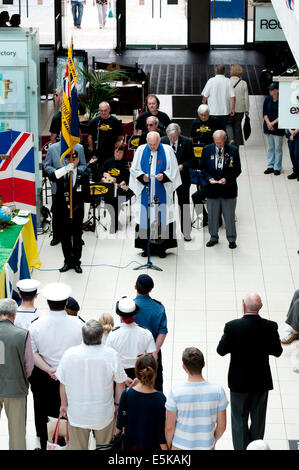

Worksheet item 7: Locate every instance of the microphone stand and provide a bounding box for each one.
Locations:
[134,154,162,272]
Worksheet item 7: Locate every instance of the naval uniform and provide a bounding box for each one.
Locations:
[134,295,168,392]
[28,310,83,450]
[105,322,156,379]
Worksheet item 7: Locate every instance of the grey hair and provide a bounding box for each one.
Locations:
[243,293,263,312]
[147,131,161,143]
[82,319,103,345]
[197,104,209,116]
[166,123,181,135]
[0,298,18,317]
[99,101,111,109]
[213,130,227,139]
[146,116,159,125]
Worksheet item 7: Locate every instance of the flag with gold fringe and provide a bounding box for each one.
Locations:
[60,39,80,163]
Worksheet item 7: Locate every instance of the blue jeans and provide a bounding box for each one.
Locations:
[71,1,84,26]
[265,134,283,171]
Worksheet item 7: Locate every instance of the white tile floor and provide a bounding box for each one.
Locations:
[1,94,299,451]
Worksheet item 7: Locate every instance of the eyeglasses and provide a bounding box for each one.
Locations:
[147,123,154,127]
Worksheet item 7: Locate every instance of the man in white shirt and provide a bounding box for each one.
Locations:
[106,297,157,379]
[28,282,83,450]
[201,64,236,129]
[15,279,42,330]
[57,319,126,450]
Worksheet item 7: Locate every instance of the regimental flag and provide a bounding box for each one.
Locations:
[0,130,37,234]
[60,39,80,163]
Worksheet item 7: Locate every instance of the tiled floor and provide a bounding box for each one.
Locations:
[1,94,299,451]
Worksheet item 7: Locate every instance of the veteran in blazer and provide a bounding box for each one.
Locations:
[217,293,282,450]
[43,141,86,246]
[52,151,90,273]
[200,129,241,248]
[161,123,195,241]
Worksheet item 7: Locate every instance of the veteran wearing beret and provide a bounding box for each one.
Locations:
[28,282,83,450]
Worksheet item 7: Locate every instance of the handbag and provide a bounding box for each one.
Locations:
[96,387,129,451]
[243,115,251,141]
[46,417,69,450]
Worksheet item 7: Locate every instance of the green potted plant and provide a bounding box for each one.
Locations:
[79,68,128,122]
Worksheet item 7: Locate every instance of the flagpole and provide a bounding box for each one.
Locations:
[69,37,74,220]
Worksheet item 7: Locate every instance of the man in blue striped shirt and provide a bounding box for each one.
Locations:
[165,347,228,450]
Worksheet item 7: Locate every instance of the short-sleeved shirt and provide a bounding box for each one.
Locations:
[15,308,43,330]
[166,381,228,450]
[134,295,168,341]
[88,115,123,161]
[201,75,235,116]
[136,111,171,133]
[49,111,61,137]
[263,96,285,136]
[105,322,156,369]
[99,157,130,185]
[117,387,166,450]
[28,310,83,368]
[56,343,127,429]
[190,117,225,145]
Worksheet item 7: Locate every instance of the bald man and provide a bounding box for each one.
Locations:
[217,293,282,450]
[87,101,123,178]
[200,129,241,249]
[129,131,181,258]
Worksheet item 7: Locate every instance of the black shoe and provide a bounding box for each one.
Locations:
[202,219,208,227]
[74,264,82,274]
[219,217,223,228]
[229,242,237,249]
[141,251,147,257]
[158,251,167,258]
[184,235,192,242]
[50,238,61,246]
[206,240,218,247]
[264,168,274,174]
[274,170,281,175]
[59,263,73,273]
[288,173,297,180]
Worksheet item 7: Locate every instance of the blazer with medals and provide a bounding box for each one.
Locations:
[55,169,90,220]
[161,135,194,186]
[217,315,282,393]
[200,143,241,199]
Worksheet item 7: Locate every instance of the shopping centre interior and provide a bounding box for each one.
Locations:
[0,0,299,452]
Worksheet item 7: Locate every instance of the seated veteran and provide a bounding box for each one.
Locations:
[136,93,171,135]
[99,141,131,233]
[190,104,225,145]
[138,116,166,146]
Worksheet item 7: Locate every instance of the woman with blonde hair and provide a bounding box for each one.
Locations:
[98,313,115,344]
[226,64,249,147]
[115,354,167,450]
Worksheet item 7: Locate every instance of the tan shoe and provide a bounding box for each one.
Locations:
[281,332,299,345]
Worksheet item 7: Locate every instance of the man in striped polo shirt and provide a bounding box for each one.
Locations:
[165,347,228,450]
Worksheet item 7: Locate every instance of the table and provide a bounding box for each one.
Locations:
[0,216,42,299]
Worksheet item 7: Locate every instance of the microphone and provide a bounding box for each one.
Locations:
[149,154,153,166]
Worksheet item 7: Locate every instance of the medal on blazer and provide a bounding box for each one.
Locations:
[229,157,234,168]
[217,148,224,169]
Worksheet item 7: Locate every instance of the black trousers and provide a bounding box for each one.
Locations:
[176,184,192,237]
[30,367,61,450]
[191,187,208,222]
[51,194,62,240]
[230,390,268,450]
[61,214,83,265]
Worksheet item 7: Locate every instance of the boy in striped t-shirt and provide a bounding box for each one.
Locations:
[165,347,228,450]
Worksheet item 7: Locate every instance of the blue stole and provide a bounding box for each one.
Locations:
[140,144,167,230]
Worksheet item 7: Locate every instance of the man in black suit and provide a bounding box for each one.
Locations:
[200,129,241,249]
[217,292,282,450]
[161,123,194,241]
[53,151,90,273]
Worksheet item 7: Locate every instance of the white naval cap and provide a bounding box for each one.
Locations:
[16,278,40,292]
[116,296,140,317]
[42,282,72,301]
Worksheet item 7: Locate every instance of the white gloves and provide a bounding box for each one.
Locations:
[54,163,74,179]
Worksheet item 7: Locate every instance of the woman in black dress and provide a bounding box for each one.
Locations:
[116,354,168,450]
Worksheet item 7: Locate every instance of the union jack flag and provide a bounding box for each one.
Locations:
[286,0,294,10]
[0,130,37,234]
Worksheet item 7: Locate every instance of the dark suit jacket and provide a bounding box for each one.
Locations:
[161,135,194,185]
[200,142,241,198]
[55,169,90,221]
[217,315,283,393]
